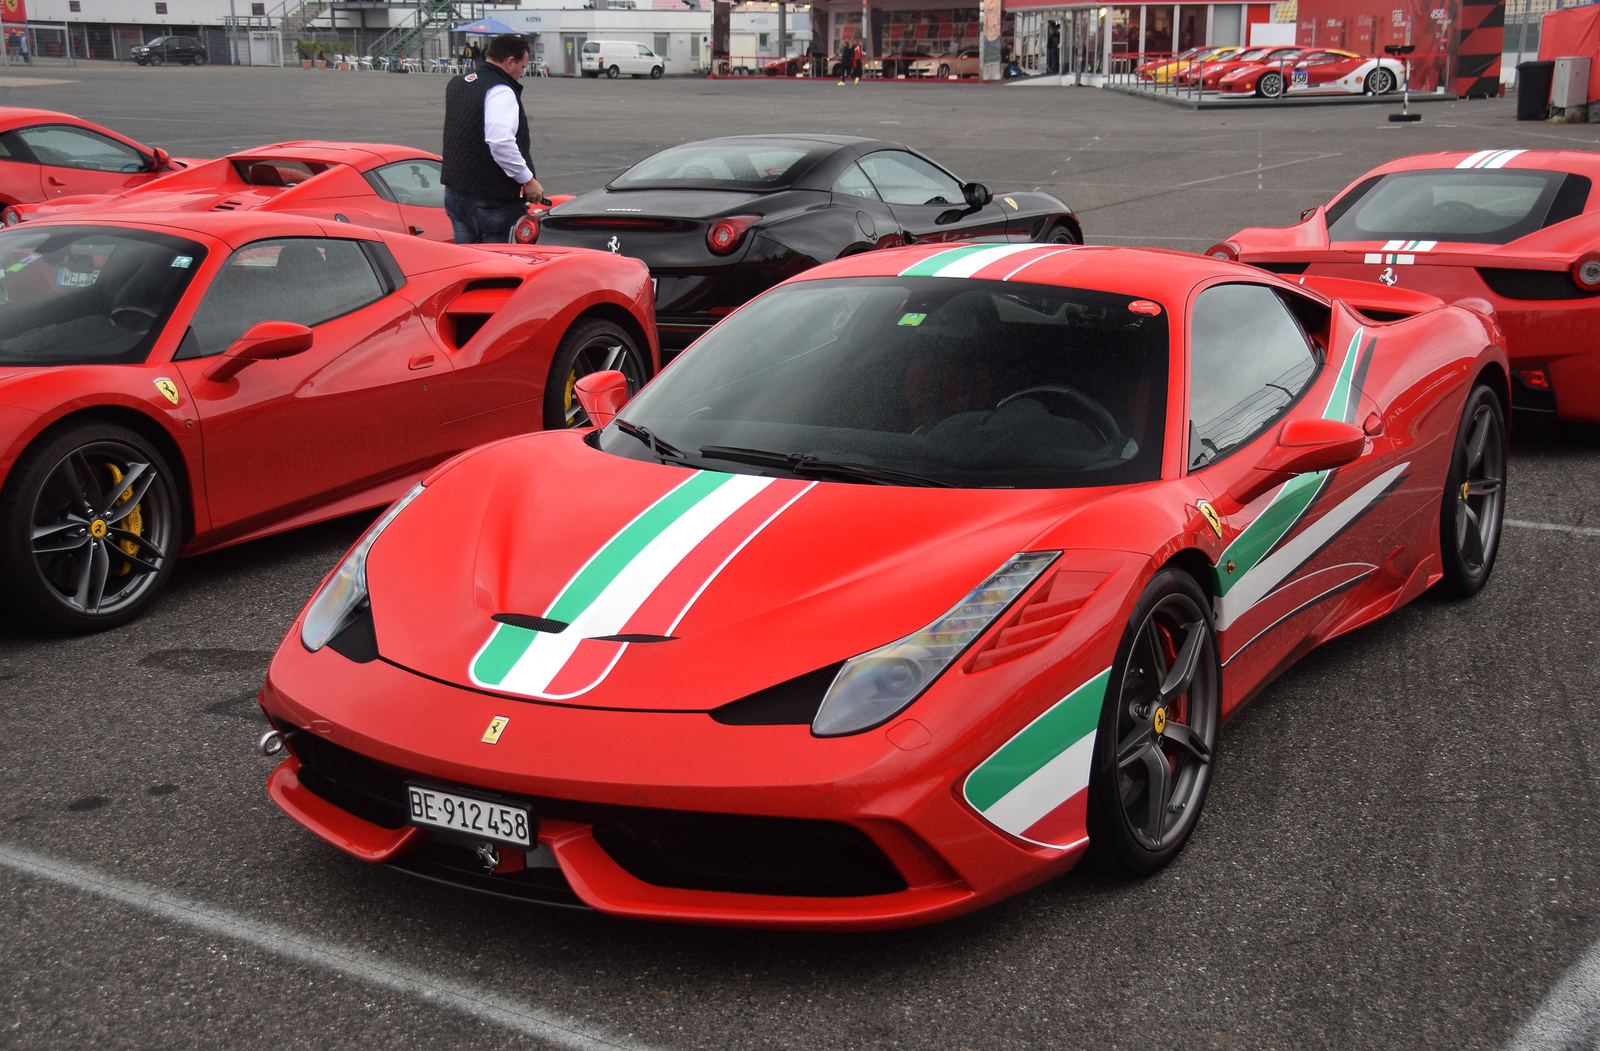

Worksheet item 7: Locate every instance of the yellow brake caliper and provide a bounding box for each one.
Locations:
[101,463,142,575]
[564,369,578,422]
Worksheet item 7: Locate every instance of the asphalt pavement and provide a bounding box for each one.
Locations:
[3,63,1600,1050]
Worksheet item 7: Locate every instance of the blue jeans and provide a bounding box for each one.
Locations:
[444,189,527,244]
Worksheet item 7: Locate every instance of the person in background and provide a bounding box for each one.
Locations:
[441,33,543,244]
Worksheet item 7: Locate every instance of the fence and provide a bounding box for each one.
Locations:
[2,24,76,67]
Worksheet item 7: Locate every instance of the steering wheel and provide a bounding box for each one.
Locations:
[1433,199,1486,225]
[110,304,160,330]
[996,385,1122,443]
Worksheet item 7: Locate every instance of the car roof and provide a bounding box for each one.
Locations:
[0,107,105,131]
[676,133,885,149]
[18,209,349,247]
[1365,149,1600,177]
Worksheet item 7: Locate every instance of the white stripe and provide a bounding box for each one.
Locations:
[933,243,1041,278]
[1382,239,1406,251]
[1484,148,1526,168]
[1364,253,1383,264]
[500,474,774,698]
[1457,149,1497,169]
[981,733,1096,843]
[1507,518,1600,538]
[1413,240,1438,251]
[1507,931,1600,1050]
[1397,254,1415,265]
[664,481,815,635]
[1216,462,1408,630]
[0,842,652,1051]
[1001,247,1077,281]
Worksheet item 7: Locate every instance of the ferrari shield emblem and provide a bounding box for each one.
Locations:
[481,715,509,744]
[153,378,180,405]
[1196,500,1223,538]
[1003,196,1018,209]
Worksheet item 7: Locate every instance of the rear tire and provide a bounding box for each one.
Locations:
[606,64,619,79]
[542,318,650,430]
[1257,70,1283,98]
[1085,569,1220,876]
[1435,383,1506,598]
[1365,68,1395,94]
[193,52,207,66]
[1038,220,1081,245]
[0,422,182,633]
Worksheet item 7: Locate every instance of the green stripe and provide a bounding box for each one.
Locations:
[964,670,1110,812]
[900,244,992,277]
[470,470,730,685]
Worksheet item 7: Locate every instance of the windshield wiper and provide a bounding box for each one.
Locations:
[698,445,951,488]
[614,419,694,465]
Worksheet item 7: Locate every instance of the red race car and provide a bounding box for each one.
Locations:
[258,241,1507,929]
[0,106,193,209]
[1176,45,1302,90]
[5,141,477,243]
[1215,48,1311,97]
[0,211,656,632]
[1214,148,1600,422]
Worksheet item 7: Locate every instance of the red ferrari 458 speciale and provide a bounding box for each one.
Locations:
[258,242,1507,930]
[5,141,470,243]
[0,212,656,632]
[1214,148,1600,422]
[0,106,194,209]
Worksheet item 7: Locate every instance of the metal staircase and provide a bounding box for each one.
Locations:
[367,2,475,60]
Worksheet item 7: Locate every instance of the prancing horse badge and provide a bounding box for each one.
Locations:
[1196,500,1223,538]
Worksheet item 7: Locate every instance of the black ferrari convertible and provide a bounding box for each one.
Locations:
[528,134,1081,351]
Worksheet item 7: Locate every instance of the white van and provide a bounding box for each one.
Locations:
[580,40,665,79]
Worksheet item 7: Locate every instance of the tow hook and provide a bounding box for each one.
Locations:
[257,730,285,757]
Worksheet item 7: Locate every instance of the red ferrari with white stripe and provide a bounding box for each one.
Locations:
[1213,148,1600,422]
[1282,49,1405,95]
[259,240,1506,929]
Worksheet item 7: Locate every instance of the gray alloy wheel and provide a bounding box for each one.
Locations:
[1365,67,1395,94]
[1436,383,1506,598]
[650,65,663,79]
[606,64,620,79]
[542,318,650,430]
[1086,569,1220,875]
[0,422,180,632]
[150,51,165,66]
[1257,70,1284,98]
[937,63,950,78]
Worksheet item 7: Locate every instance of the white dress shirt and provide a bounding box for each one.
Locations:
[483,84,533,186]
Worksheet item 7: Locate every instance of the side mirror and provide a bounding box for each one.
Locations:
[963,182,992,208]
[150,147,172,171]
[203,321,314,382]
[1227,417,1366,506]
[574,369,630,427]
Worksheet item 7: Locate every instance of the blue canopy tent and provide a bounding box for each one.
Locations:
[453,17,521,35]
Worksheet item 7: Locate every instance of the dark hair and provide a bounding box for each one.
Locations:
[485,33,528,62]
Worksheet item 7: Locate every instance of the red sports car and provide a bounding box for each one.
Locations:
[0,211,656,632]
[1175,45,1302,90]
[1215,48,1309,97]
[0,106,193,209]
[5,141,467,243]
[1214,148,1600,422]
[257,241,1507,929]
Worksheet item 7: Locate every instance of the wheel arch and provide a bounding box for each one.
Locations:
[1159,546,1217,606]
[1474,359,1511,421]
[17,406,198,543]
[568,302,656,381]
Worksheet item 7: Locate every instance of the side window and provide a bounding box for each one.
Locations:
[179,238,386,360]
[371,159,445,208]
[15,125,145,173]
[1188,283,1318,469]
[637,44,652,57]
[831,162,882,201]
[855,151,964,207]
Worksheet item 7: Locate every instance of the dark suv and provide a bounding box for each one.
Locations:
[131,36,208,66]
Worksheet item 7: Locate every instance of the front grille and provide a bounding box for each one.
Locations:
[283,729,907,898]
[389,842,584,908]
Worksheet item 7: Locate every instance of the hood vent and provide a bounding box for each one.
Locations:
[211,199,245,211]
[964,569,1106,674]
[492,612,568,633]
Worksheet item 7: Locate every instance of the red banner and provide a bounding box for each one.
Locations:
[1,0,27,25]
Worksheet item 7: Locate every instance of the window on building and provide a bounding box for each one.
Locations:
[654,33,669,58]
[759,32,769,47]
[252,2,265,13]
[154,2,168,12]
[68,1,81,11]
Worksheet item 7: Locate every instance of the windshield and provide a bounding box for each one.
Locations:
[597,276,1169,489]
[610,139,833,192]
[1327,169,1591,244]
[0,226,205,367]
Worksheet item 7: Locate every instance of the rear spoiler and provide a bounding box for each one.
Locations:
[1294,274,1446,321]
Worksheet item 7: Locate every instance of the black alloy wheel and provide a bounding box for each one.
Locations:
[1257,70,1283,97]
[0,422,180,632]
[1039,221,1082,245]
[542,318,649,430]
[1086,569,1220,875]
[1436,383,1506,598]
[150,51,165,66]
[606,64,620,79]
[193,52,207,66]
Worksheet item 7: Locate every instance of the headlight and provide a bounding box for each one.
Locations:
[300,482,425,651]
[811,551,1060,737]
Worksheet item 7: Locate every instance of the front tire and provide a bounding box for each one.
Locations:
[542,318,650,430]
[0,422,181,633]
[150,52,165,66]
[650,65,663,79]
[1257,70,1283,98]
[1435,383,1506,598]
[1085,569,1220,875]
[606,64,620,79]
[937,63,950,79]
[1365,68,1395,94]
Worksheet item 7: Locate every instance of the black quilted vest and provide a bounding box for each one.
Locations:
[441,62,533,203]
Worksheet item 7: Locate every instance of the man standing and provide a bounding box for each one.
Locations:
[441,33,542,244]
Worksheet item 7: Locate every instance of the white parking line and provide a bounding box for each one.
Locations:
[1507,935,1600,1050]
[0,843,657,1051]
[1507,519,1600,538]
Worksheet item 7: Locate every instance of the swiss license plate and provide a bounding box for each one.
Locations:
[405,783,533,847]
[1291,69,1308,86]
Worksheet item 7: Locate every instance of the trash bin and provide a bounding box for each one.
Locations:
[1518,60,1555,121]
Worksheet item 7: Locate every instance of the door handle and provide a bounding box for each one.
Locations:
[410,226,425,236]
[47,177,65,186]
[408,354,435,370]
